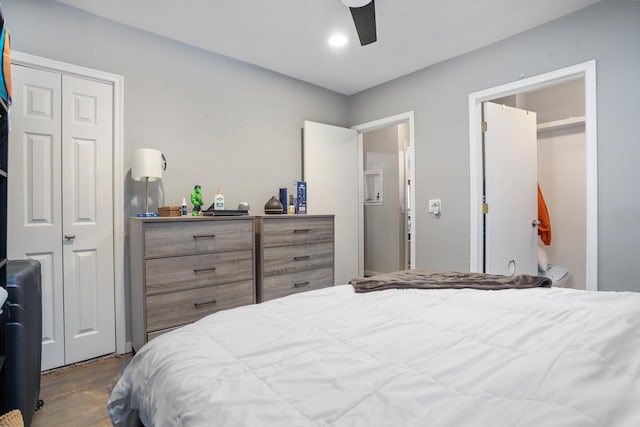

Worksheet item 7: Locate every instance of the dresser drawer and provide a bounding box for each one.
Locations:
[145,250,254,295]
[146,279,255,332]
[261,267,333,302]
[144,219,253,258]
[261,217,333,247]
[262,241,333,276]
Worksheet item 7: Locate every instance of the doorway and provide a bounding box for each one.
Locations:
[302,112,415,282]
[361,123,411,275]
[468,61,597,290]
[353,112,416,276]
[490,78,587,288]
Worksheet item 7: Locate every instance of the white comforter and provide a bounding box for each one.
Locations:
[108,285,640,427]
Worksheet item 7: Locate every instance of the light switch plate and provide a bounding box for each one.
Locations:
[428,199,441,215]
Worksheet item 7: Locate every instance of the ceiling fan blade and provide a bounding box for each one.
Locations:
[349,0,376,46]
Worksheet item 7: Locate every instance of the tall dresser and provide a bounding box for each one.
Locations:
[256,215,335,302]
[129,216,255,351]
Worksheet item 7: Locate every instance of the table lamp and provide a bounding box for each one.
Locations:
[132,148,165,217]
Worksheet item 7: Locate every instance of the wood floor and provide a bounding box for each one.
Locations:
[30,353,132,427]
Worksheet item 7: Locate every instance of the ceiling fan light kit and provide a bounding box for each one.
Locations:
[342,0,377,46]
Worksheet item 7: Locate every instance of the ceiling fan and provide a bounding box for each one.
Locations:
[341,0,377,46]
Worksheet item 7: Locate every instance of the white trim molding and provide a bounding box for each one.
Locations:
[468,61,598,291]
[12,51,129,352]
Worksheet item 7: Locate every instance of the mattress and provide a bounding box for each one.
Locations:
[108,285,640,427]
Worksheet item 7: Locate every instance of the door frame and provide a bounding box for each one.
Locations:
[468,60,598,291]
[352,111,416,276]
[12,51,128,353]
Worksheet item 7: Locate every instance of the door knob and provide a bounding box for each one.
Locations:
[64,234,76,240]
[531,219,541,227]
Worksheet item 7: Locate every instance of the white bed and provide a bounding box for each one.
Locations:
[108,284,640,426]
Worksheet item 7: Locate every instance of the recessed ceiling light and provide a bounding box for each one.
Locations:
[328,34,348,48]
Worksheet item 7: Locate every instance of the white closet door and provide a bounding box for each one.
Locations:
[61,75,115,364]
[8,65,65,370]
[9,66,115,370]
[483,102,538,275]
[303,120,359,285]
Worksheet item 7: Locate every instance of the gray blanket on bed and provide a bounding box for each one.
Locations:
[350,270,551,293]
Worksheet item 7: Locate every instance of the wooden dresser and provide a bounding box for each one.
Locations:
[256,215,334,302]
[129,216,255,351]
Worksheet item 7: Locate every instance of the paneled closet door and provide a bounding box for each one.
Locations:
[8,65,65,370]
[8,65,115,370]
[61,75,115,365]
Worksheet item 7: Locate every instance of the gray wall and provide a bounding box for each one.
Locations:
[347,1,640,292]
[3,0,348,215]
[3,0,348,344]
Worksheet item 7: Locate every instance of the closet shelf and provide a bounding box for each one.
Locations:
[537,116,585,132]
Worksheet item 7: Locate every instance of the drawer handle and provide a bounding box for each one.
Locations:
[294,281,310,288]
[194,267,217,274]
[193,234,216,239]
[294,255,310,261]
[293,229,310,233]
[194,299,217,309]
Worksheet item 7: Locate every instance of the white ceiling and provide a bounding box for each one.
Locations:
[56,0,603,95]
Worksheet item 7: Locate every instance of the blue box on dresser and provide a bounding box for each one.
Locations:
[296,181,307,214]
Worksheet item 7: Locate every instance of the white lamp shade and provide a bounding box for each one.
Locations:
[132,148,163,181]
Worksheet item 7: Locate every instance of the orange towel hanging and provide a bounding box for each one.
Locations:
[538,183,552,245]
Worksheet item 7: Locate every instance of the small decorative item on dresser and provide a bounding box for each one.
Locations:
[158,206,181,217]
[181,198,188,216]
[214,189,225,210]
[190,185,203,216]
[264,196,284,214]
[279,188,288,214]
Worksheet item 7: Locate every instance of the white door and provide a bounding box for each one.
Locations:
[8,65,115,370]
[61,75,115,364]
[483,102,538,275]
[8,66,65,369]
[303,120,359,285]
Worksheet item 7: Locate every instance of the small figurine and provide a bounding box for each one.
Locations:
[190,185,203,216]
